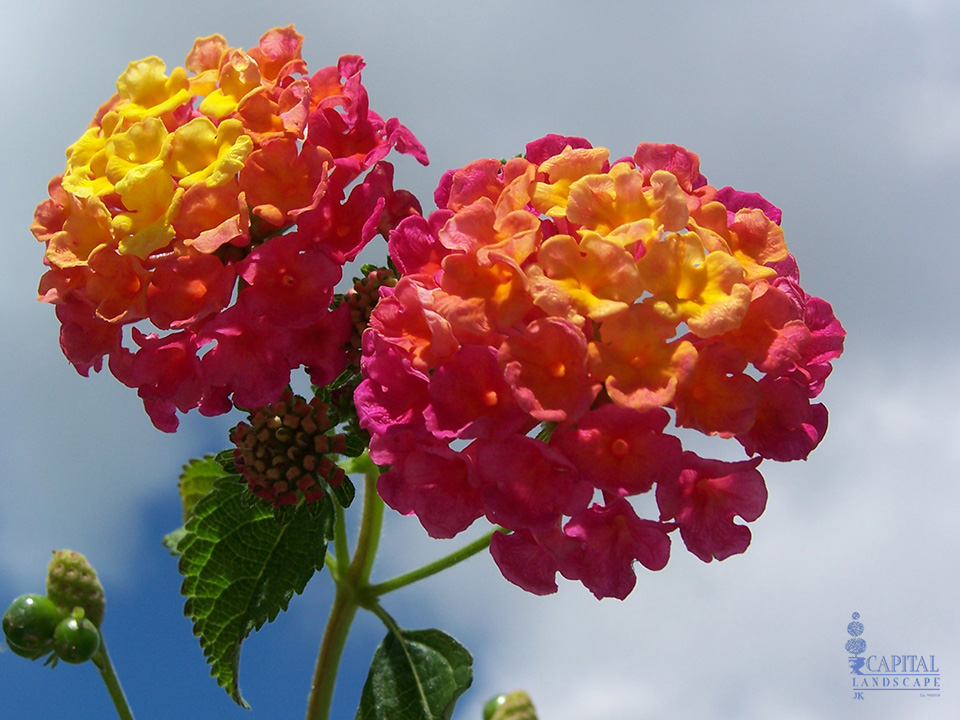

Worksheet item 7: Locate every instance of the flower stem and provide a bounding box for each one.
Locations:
[367,527,504,598]
[366,599,403,640]
[305,464,383,720]
[350,474,384,589]
[305,584,360,720]
[332,496,350,577]
[93,640,135,720]
[305,455,502,720]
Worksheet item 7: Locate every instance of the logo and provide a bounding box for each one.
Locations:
[846,612,940,699]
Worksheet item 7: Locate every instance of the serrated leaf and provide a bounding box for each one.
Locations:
[178,477,331,707]
[343,431,369,457]
[162,526,188,555]
[356,628,473,720]
[328,475,356,508]
[179,455,231,523]
[213,449,238,474]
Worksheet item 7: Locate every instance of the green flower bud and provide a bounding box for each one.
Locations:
[483,690,538,720]
[46,550,105,628]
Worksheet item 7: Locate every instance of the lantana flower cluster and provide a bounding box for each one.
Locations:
[356,135,845,599]
[32,26,427,431]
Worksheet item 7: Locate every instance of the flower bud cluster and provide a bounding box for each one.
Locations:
[32,26,427,431]
[356,135,845,598]
[231,388,347,506]
[46,550,105,628]
[343,266,399,365]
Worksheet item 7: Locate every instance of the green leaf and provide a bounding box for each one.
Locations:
[179,455,231,522]
[356,628,473,720]
[178,476,332,708]
[163,456,233,556]
[162,526,188,555]
[212,449,238,474]
[533,423,557,443]
[343,431,369,458]
[327,475,356,509]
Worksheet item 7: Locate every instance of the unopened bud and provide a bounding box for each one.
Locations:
[483,690,538,720]
[46,550,105,628]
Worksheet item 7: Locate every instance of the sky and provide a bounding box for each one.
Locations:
[2,0,959,718]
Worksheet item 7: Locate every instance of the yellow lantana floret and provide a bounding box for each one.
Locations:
[527,232,643,324]
[531,146,609,218]
[62,125,116,198]
[162,118,253,188]
[104,117,168,186]
[637,230,751,337]
[116,57,191,121]
[198,50,263,119]
[113,161,181,257]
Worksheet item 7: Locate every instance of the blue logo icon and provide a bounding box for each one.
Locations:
[847,612,867,675]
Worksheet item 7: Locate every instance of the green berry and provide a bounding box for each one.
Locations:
[2,594,62,657]
[46,550,105,627]
[53,615,100,664]
[5,638,51,659]
[484,695,507,720]
[483,691,538,720]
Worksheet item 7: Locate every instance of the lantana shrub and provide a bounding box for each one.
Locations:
[18,25,844,720]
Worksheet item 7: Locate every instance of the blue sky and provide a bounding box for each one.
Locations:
[2,1,960,718]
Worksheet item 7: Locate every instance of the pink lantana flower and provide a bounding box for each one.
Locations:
[657,453,767,563]
[356,134,844,598]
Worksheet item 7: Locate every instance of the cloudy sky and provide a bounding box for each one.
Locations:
[2,1,959,718]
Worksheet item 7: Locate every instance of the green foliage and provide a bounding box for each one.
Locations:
[213,449,238,474]
[328,475,356,509]
[534,423,557,443]
[356,628,473,720]
[162,527,188,555]
[177,476,333,708]
[178,455,230,522]
[164,456,234,554]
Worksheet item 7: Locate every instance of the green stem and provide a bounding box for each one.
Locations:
[366,600,404,641]
[305,585,360,720]
[367,528,504,598]
[349,474,384,589]
[93,641,135,720]
[323,551,340,582]
[333,497,350,577]
[305,466,383,720]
